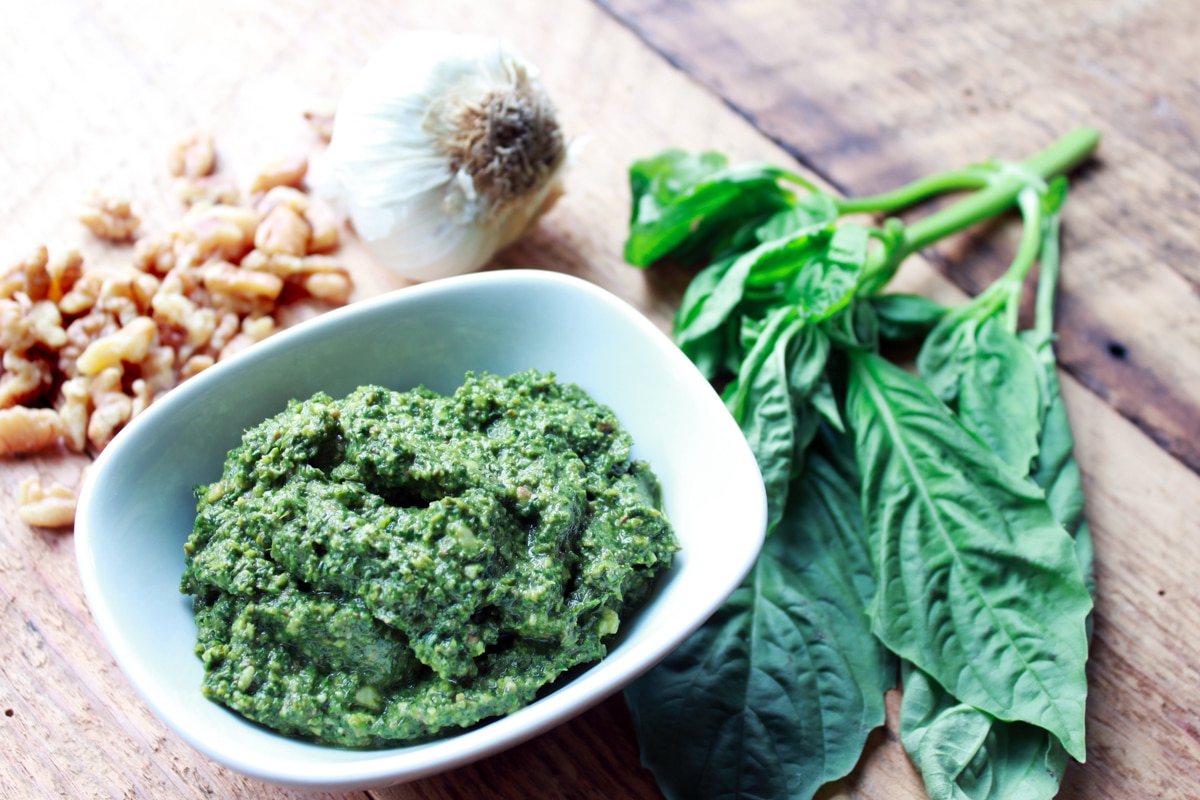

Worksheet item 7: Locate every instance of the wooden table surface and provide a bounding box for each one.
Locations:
[2,1,1198,798]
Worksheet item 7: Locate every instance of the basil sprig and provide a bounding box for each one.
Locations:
[622,128,1100,800]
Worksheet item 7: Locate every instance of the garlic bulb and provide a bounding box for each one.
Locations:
[314,31,568,281]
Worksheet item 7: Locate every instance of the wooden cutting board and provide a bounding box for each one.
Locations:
[2,1,1198,798]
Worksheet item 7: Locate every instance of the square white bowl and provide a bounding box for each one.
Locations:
[74,269,766,791]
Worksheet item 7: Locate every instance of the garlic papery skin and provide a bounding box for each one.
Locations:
[314,31,568,282]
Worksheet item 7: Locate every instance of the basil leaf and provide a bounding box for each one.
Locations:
[897,337,1090,799]
[916,287,1042,476]
[1022,331,1096,604]
[754,191,840,244]
[809,374,845,434]
[900,328,1094,798]
[625,152,797,267]
[900,664,1067,800]
[1023,336,1086,538]
[674,254,741,379]
[723,307,830,531]
[953,317,1043,475]
[625,427,894,800]
[738,313,766,354]
[786,224,869,320]
[846,351,1091,761]
[823,297,880,352]
[871,293,948,342]
[898,353,1094,798]
[915,292,1001,405]
[630,150,728,208]
[744,231,828,291]
[675,232,829,379]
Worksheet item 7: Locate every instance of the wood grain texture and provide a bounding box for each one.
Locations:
[1,0,1199,799]
[599,0,1200,476]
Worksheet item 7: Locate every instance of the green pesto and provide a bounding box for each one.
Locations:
[180,369,678,748]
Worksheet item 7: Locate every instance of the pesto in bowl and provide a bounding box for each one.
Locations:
[75,269,765,791]
[181,370,678,747]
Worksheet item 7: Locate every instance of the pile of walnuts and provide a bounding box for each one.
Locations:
[1,131,352,527]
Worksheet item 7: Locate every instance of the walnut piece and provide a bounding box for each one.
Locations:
[0,246,51,300]
[180,354,214,380]
[176,175,240,207]
[249,154,308,194]
[256,186,310,216]
[0,407,62,455]
[75,316,157,376]
[58,272,103,316]
[218,315,275,361]
[304,201,341,254]
[302,271,353,304]
[57,377,90,453]
[255,205,311,257]
[17,475,78,528]
[85,367,132,450]
[1,295,67,353]
[78,195,141,242]
[167,132,216,180]
[176,203,258,263]
[46,249,84,302]
[0,351,53,409]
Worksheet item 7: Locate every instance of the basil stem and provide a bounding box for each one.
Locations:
[857,126,1099,292]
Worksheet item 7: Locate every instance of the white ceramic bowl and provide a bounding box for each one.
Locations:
[75,269,766,791]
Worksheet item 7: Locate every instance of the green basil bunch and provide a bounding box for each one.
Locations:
[623,129,1099,800]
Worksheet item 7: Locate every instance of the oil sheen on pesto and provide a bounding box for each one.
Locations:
[180,369,678,748]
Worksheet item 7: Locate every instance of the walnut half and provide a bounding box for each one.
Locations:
[17,474,78,529]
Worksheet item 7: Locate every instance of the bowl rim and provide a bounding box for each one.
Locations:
[74,268,767,790]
